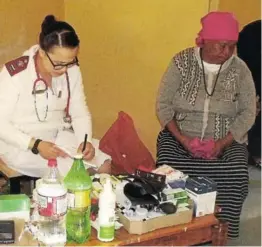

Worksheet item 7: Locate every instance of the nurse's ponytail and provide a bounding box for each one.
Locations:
[41,15,56,36]
[39,14,80,52]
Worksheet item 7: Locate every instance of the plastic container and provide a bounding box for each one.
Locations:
[36,159,67,246]
[97,178,116,242]
[0,194,30,221]
[64,154,92,244]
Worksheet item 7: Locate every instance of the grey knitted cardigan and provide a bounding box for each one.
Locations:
[156,47,256,143]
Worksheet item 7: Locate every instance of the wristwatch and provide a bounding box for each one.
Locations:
[31,139,42,155]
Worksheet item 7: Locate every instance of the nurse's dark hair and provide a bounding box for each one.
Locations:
[39,15,79,52]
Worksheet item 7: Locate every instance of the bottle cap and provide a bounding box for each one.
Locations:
[74,154,83,159]
[48,159,57,167]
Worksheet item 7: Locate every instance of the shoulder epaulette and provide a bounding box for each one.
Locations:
[5,56,29,76]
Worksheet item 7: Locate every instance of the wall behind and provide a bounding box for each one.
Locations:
[65,0,209,156]
[218,0,261,28]
[0,0,259,158]
[0,0,64,66]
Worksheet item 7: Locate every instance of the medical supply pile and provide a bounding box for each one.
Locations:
[0,163,218,245]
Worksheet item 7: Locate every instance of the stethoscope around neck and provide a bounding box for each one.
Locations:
[32,52,72,125]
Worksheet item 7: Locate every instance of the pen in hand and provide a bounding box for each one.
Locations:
[82,134,88,153]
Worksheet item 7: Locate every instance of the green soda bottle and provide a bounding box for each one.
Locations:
[64,154,92,244]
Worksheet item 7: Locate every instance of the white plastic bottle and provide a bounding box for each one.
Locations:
[36,159,67,246]
[97,178,116,242]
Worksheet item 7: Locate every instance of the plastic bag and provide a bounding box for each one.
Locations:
[99,112,155,174]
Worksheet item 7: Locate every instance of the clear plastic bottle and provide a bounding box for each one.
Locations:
[64,154,92,244]
[36,159,67,246]
[98,178,116,242]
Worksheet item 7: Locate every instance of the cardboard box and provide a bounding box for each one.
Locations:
[118,205,193,235]
[186,190,216,217]
[185,177,217,217]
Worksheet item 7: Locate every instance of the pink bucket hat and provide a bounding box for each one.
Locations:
[196,11,239,47]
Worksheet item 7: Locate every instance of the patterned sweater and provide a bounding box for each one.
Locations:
[156,47,256,143]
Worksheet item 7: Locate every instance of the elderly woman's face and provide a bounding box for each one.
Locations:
[202,40,237,64]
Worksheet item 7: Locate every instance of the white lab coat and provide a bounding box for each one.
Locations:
[0,45,110,177]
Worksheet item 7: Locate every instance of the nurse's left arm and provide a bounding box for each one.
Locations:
[69,67,95,160]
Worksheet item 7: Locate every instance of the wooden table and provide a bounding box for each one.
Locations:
[7,214,227,246]
[67,214,228,246]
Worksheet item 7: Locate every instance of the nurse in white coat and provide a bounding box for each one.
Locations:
[0,15,109,177]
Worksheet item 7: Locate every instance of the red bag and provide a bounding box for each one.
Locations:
[99,111,155,174]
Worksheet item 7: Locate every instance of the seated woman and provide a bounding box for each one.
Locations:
[156,12,256,239]
[0,15,111,178]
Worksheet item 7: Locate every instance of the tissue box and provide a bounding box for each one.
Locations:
[0,194,30,221]
[185,177,217,217]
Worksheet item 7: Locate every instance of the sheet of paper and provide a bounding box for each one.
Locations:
[55,130,111,169]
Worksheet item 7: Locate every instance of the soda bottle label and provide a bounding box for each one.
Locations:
[38,193,67,217]
[67,190,91,208]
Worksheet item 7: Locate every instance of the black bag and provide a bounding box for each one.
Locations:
[123,169,166,207]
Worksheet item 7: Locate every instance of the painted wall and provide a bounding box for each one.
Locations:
[65,0,209,156]
[0,0,64,66]
[218,0,261,28]
[0,0,259,157]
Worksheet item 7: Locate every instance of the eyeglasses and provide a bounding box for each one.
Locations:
[45,52,79,70]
